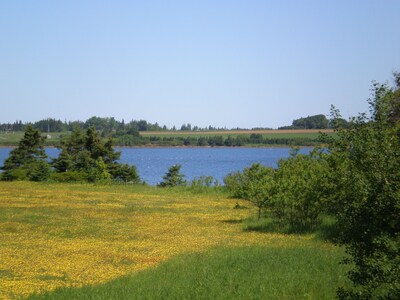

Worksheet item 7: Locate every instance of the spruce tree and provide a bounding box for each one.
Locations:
[1,125,48,181]
[158,164,186,187]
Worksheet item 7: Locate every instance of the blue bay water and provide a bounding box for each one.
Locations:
[0,147,310,185]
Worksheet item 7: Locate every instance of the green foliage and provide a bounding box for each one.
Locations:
[327,75,400,299]
[272,149,329,231]
[28,160,51,182]
[189,176,221,193]
[51,126,135,183]
[234,164,275,219]
[279,114,329,129]
[225,152,328,231]
[107,163,140,183]
[1,125,141,184]
[158,164,186,187]
[87,157,112,183]
[190,176,216,187]
[1,125,49,181]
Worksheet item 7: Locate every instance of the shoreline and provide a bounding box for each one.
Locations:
[0,144,318,149]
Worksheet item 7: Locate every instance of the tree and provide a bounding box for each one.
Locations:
[158,164,186,187]
[1,125,49,181]
[107,163,140,183]
[241,164,275,219]
[279,114,329,129]
[328,74,400,299]
[273,149,329,230]
[52,126,138,183]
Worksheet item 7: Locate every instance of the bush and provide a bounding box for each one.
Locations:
[50,171,87,183]
[224,163,275,219]
[28,161,51,182]
[7,167,29,181]
[108,163,141,183]
[272,149,329,231]
[224,151,329,231]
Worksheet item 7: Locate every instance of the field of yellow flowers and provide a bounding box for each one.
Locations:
[0,181,321,299]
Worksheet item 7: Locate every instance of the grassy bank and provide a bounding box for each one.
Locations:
[0,182,348,299]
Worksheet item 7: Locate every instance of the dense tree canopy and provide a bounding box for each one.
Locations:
[52,127,139,183]
[279,114,330,129]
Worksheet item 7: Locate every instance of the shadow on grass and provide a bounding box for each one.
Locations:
[221,219,243,224]
[242,215,341,240]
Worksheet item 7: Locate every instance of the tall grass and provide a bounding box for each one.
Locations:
[28,245,349,300]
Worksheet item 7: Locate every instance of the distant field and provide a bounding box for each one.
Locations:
[0,129,335,147]
[0,132,68,146]
[140,129,334,139]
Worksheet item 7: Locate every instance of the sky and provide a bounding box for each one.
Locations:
[1,1,399,129]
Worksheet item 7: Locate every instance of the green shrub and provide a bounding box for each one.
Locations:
[50,171,87,183]
[28,161,51,182]
[108,163,140,183]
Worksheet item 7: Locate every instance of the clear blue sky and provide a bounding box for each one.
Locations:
[1,0,399,129]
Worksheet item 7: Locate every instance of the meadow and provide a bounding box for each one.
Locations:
[0,182,349,299]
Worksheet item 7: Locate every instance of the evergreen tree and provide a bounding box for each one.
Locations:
[158,164,186,187]
[52,126,138,183]
[1,125,48,181]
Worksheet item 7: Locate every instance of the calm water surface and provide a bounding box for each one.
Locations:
[0,147,310,185]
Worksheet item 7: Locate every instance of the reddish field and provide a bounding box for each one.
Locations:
[140,129,334,136]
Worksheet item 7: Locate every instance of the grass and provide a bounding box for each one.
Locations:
[27,246,349,300]
[0,182,348,299]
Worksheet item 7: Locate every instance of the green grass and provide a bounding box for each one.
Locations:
[27,245,349,300]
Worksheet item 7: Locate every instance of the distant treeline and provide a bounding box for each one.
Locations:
[278,114,349,129]
[0,117,266,134]
[1,114,345,134]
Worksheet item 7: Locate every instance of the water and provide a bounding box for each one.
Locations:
[0,147,310,185]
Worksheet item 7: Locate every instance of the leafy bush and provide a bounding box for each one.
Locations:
[5,167,29,181]
[224,151,329,231]
[272,149,329,231]
[225,164,275,219]
[328,76,400,299]
[223,171,246,198]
